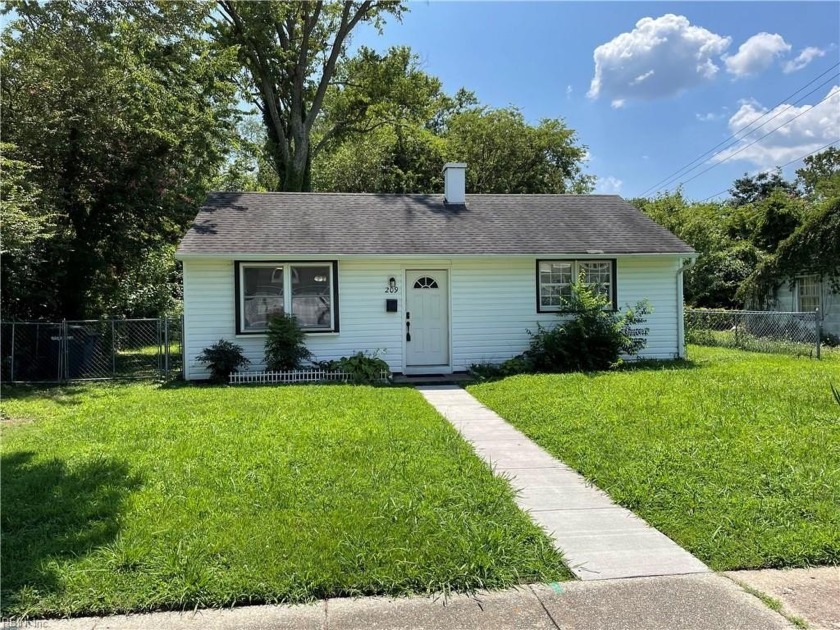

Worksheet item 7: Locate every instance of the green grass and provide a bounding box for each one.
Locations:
[0,383,567,619]
[468,346,840,571]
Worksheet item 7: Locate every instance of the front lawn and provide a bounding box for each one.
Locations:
[1,383,567,618]
[468,346,840,571]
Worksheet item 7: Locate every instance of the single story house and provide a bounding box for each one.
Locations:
[767,276,839,336]
[175,163,696,380]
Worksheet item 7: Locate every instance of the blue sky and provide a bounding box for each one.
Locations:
[353,2,840,200]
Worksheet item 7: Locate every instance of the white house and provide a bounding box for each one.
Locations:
[766,276,840,337]
[175,163,696,380]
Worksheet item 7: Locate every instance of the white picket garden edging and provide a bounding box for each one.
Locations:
[228,369,390,385]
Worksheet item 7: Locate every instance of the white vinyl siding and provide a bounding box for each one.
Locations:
[450,256,680,368]
[181,255,684,379]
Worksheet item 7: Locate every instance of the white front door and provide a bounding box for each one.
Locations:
[405,270,449,367]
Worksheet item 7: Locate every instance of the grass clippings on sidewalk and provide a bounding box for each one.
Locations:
[468,345,840,571]
[1,383,568,619]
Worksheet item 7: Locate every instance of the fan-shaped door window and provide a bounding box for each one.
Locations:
[413,276,439,289]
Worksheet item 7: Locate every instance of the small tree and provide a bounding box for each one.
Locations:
[527,278,651,372]
[196,340,250,383]
[264,314,313,371]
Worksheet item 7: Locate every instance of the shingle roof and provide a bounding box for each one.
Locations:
[176,192,694,256]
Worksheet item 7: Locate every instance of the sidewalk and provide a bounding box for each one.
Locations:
[15,574,793,630]
[416,385,708,581]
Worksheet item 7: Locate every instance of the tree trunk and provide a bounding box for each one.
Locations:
[280,157,308,191]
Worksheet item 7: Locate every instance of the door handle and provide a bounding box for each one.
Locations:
[406,319,411,342]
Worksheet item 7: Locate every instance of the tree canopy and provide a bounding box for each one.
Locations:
[310,47,593,194]
[215,1,405,191]
[633,147,840,309]
[1,0,239,318]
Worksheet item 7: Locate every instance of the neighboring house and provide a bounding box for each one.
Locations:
[175,163,696,380]
[767,275,840,336]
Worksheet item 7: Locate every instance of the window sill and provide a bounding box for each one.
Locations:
[235,331,339,338]
[537,308,618,314]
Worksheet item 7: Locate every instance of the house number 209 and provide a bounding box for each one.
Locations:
[385,277,399,293]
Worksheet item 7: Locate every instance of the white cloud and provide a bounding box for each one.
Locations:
[696,111,725,122]
[782,46,828,73]
[723,32,791,77]
[596,176,623,194]
[588,14,731,104]
[566,84,573,98]
[712,85,840,166]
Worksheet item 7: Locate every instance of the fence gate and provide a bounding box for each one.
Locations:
[1,317,182,383]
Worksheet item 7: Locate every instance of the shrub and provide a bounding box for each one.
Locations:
[264,314,312,371]
[526,277,651,372]
[822,332,840,348]
[318,351,390,384]
[196,339,250,383]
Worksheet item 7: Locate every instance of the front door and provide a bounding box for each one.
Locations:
[405,270,449,367]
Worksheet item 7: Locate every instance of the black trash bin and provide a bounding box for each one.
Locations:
[66,326,102,378]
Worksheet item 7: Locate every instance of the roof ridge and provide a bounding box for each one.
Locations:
[207,191,622,198]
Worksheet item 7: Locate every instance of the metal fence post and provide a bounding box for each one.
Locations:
[815,308,821,360]
[62,319,69,382]
[164,316,170,376]
[10,322,16,382]
[112,320,116,377]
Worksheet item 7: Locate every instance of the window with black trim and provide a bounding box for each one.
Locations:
[537,259,616,312]
[236,262,339,333]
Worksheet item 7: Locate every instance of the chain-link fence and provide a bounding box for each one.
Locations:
[685,309,823,357]
[1,317,182,383]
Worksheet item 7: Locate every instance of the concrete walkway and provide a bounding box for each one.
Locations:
[417,385,709,581]
[19,574,793,630]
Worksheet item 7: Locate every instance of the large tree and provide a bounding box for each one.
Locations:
[1,0,239,318]
[729,168,798,207]
[739,197,840,305]
[215,1,404,191]
[446,107,593,194]
[796,146,840,200]
[310,47,592,194]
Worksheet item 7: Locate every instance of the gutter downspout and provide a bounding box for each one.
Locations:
[676,256,698,359]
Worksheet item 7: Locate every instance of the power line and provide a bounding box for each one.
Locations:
[652,72,839,196]
[697,140,839,203]
[638,62,840,197]
[673,89,839,190]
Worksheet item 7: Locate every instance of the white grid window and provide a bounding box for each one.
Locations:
[539,262,573,309]
[797,275,821,313]
[538,260,615,311]
[580,261,613,302]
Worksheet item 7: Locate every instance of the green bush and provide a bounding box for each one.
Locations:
[264,314,312,371]
[196,339,250,383]
[822,332,840,348]
[318,351,390,384]
[526,278,651,372]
